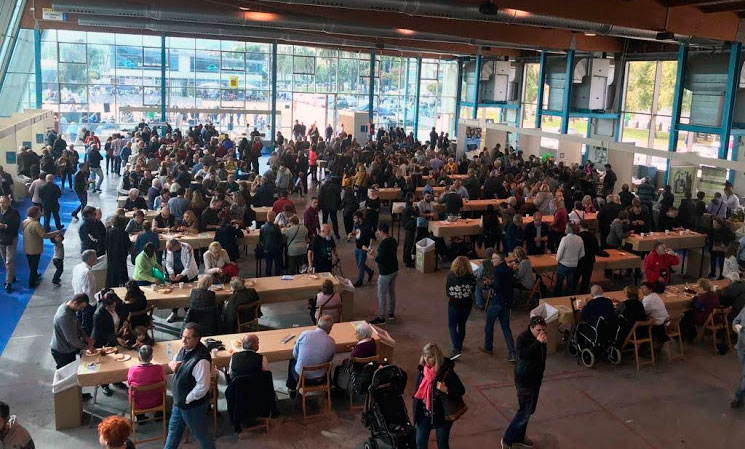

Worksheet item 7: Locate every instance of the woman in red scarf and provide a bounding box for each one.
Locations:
[412,343,466,449]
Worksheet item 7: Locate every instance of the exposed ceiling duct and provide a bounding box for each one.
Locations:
[52,0,560,52]
[251,0,723,47]
[76,15,459,56]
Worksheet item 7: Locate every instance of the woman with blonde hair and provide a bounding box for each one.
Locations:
[178,210,199,234]
[189,189,207,216]
[413,343,466,449]
[446,256,476,359]
[512,246,535,291]
[204,241,231,277]
[581,195,596,213]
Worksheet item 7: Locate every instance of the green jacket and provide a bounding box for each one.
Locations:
[133,251,163,284]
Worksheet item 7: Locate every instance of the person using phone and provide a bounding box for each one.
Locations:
[501,316,548,449]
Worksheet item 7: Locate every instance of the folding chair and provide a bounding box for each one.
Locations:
[348,355,379,410]
[297,363,332,425]
[621,319,655,372]
[701,306,733,353]
[236,301,262,332]
[664,315,685,361]
[129,381,167,445]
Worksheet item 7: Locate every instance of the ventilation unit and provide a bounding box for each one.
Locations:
[685,53,730,128]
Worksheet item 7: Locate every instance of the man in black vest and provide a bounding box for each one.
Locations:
[164,323,216,449]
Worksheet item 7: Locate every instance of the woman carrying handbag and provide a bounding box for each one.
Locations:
[412,343,467,449]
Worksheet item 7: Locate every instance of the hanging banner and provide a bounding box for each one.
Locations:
[668,165,696,206]
[464,126,482,151]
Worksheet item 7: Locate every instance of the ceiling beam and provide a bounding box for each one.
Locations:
[490,0,741,41]
[661,0,737,6]
[250,1,623,52]
[700,0,745,12]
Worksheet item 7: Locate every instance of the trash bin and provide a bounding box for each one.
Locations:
[530,303,560,354]
[52,359,82,429]
[415,238,436,273]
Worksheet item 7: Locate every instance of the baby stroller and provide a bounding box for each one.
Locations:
[564,298,622,368]
[360,364,415,449]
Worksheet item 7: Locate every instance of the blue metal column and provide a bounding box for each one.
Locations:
[729,136,740,184]
[368,49,376,125]
[535,51,547,128]
[614,56,627,142]
[471,54,482,119]
[665,44,688,184]
[720,42,742,160]
[583,119,592,164]
[270,42,278,146]
[403,58,410,131]
[454,57,463,136]
[560,50,575,134]
[413,57,422,137]
[160,33,166,122]
[34,29,42,109]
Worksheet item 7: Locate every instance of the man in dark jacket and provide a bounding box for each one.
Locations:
[164,323,215,449]
[602,164,617,196]
[597,194,622,248]
[71,163,90,219]
[39,173,63,232]
[524,212,549,255]
[318,179,342,239]
[481,253,516,361]
[502,316,547,449]
[439,185,463,216]
[576,220,599,294]
[636,177,656,214]
[0,196,20,292]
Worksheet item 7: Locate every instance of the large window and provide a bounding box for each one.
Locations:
[6,29,459,142]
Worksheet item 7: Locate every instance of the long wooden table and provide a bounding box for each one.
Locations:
[471,249,641,275]
[376,188,403,201]
[428,218,482,238]
[540,279,730,321]
[129,229,259,251]
[76,321,392,387]
[519,212,598,230]
[623,230,707,252]
[111,272,355,321]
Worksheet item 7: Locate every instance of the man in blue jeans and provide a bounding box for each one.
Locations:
[164,323,216,449]
[553,223,584,297]
[350,211,374,287]
[370,224,398,325]
[502,316,547,449]
[480,253,516,361]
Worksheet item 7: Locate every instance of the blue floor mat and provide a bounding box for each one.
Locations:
[0,181,79,355]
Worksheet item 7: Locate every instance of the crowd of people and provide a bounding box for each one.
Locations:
[1,117,745,449]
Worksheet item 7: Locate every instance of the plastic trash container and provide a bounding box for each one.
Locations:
[415,238,436,273]
[52,359,82,429]
[530,303,560,354]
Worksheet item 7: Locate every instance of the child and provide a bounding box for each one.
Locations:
[52,234,64,286]
[118,325,154,350]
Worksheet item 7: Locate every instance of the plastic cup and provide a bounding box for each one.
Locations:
[665,230,670,235]
[179,282,184,289]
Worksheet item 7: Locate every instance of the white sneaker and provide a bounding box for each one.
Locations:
[166,312,179,323]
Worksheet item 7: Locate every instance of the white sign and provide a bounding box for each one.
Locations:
[42,8,66,21]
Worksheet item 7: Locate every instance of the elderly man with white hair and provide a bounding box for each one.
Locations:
[124,188,147,211]
[72,249,100,334]
[580,285,617,329]
[164,238,199,322]
[147,178,162,209]
[286,315,336,397]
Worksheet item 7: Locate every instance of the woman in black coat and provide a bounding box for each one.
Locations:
[214,217,243,261]
[105,216,132,288]
[92,293,126,396]
[412,343,466,449]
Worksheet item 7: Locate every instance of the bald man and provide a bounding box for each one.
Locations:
[228,334,269,379]
[39,173,63,232]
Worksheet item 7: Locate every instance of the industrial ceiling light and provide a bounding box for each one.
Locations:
[584,32,596,37]
[239,6,250,11]
[396,28,416,36]
[479,1,499,16]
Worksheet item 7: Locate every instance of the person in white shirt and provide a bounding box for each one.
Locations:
[203,241,231,277]
[554,223,585,296]
[724,184,741,217]
[641,281,670,346]
[71,249,99,334]
[568,201,587,225]
[164,239,199,323]
[164,323,215,449]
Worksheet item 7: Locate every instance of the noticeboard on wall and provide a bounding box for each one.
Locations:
[36,133,44,144]
[6,151,17,164]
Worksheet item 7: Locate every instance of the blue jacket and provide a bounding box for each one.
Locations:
[492,262,514,306]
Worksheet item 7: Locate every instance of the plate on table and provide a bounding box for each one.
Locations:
[102,346,118,355]
[115,354,131,362]
[160,287,173,294]
[666,286,679,293]
[232,339,242,350]
[85,348,101,357]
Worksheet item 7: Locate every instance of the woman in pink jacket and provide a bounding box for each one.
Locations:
[127,345,166,423]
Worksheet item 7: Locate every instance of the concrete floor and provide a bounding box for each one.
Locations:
[1,170,744,448]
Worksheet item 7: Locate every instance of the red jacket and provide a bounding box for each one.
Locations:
[551,208,568,233]
[271,197,296,215]
[643,251,680,284]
